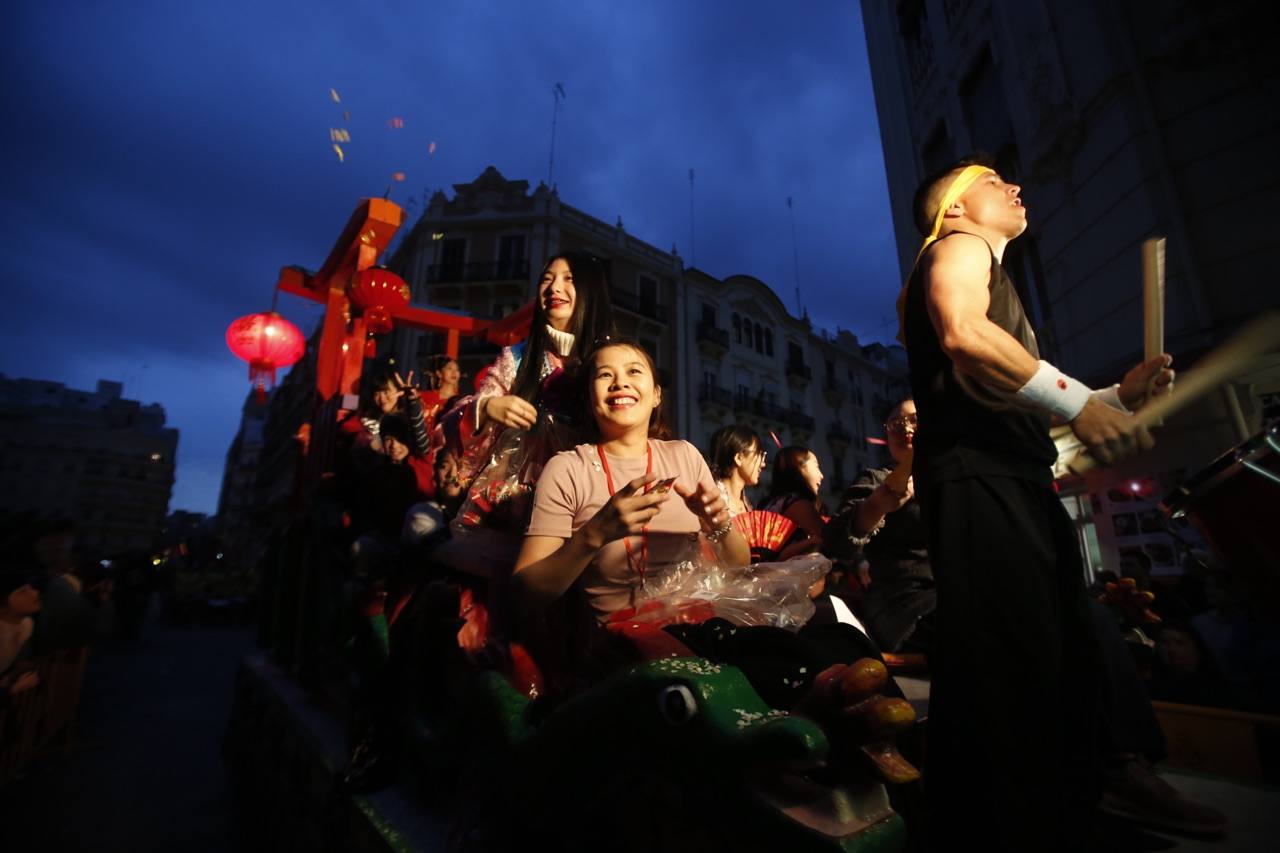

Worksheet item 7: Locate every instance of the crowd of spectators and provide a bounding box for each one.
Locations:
[316,251,1272,843]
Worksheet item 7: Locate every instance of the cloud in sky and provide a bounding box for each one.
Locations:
[0,0,900,513]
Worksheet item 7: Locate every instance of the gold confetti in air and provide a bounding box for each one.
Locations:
[329,128,350,143]
[332,144,345,163]
[342,109,350,123]
[392,171,406,182]
[427,141,437,155]
[431,232,445,240]
[387,116,404,129]
[330,88,341,103]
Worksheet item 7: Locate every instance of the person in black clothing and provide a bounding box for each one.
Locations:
[899,155,1177,852]
[830,397,1226,838]
[829,399,932,654]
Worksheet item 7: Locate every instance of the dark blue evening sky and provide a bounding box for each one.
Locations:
[0,0,900,514]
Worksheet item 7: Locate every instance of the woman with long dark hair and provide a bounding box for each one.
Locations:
[761,446,827,558]
[438,251,616,550]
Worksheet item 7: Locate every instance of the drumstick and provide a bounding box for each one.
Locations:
[1143,237,1166,365]
[1065,312,1280,474]
[1143,237,1166,422]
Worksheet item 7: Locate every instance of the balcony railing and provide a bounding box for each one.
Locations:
[695,322,730,351]
[732,394,790,424]
[426,260,530,284]
[611,289,668,323]
[786,359,812,383]
[698,382,734,408]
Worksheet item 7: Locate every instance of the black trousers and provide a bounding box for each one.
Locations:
[920,474,1102,853]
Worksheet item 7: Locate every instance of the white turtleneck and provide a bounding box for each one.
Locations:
[545,324,575,357]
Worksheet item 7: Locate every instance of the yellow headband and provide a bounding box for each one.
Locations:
[916,164,994,262]
[895,165,994,343]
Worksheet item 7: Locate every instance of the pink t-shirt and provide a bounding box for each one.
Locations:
[525,440,719,619]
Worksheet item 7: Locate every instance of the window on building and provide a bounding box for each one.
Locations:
[701,303,716,326]
[703,370,716,390]
[440,238,467,279]
[961,47,1013,160]
[498,234,525,278]
[639,275,658,314]
[788,341,803,365]
[737,384,750,406]
[754,323,764,354]
[764,328,774,356]
[733,313,742,343]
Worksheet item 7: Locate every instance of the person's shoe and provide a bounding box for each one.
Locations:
[1100,756,1227,838]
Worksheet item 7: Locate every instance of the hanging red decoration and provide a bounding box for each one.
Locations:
[226,311,306,402]
[348,267,410,358]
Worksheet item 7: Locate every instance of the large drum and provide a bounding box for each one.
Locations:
[1162,425,1280,622]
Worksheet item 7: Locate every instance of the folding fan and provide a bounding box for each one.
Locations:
[732,510,799,562]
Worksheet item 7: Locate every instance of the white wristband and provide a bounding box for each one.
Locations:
[1093,384,1130,414]
[1016,360,1091,421]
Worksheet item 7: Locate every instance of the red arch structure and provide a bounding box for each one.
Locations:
[275,197,532,401]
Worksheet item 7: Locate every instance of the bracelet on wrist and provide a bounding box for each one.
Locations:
[704,519,733,543]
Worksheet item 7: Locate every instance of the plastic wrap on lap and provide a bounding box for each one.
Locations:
[611,553,831,632]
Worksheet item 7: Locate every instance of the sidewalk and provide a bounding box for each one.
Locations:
[1,608,255,852]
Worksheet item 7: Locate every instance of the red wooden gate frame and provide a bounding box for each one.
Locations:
[274,198,533,401]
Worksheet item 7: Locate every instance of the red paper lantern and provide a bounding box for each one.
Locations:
[348,267,409,332]
[226,311,305,401]
[349,267,410,359]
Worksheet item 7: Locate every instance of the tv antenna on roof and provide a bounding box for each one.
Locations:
[787,196,805,317]
[547,82,566,187]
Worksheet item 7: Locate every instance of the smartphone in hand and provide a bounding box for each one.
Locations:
[652,476,678,494]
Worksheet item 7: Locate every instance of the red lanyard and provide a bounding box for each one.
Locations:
[596,442,652,584]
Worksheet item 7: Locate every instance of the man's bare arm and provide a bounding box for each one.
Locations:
[923,232,1152,464]
[922,234,1040,391]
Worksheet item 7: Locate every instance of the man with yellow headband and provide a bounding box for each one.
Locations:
[898,155,1174,852]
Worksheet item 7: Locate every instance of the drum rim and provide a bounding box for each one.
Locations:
[1161,425,1278,516]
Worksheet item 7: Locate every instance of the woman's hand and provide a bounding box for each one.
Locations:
[392,370,417,391]
[879,476,914,513]
[481,395,538,430]
[580,474,669,550]
[673,480,730,535]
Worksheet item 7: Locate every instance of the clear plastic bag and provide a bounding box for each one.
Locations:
[452,411,577,536]
[615,553,832,632]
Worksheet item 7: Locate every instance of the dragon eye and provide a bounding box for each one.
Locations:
[656,684,698,726]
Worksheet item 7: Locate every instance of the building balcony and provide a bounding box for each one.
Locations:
[695,322,730,357]
[786,358,812,387]
[426,260,530,284]
[823,378,844,404]
[732,394,790,424]
[698,382,734,410]
[611,290,668,323]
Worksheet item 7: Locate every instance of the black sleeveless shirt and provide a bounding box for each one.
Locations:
[903,233,1057,487]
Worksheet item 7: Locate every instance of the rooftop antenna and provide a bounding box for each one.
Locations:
[688,168,696,268]
[547,82,566,186]
[787,196,805,316]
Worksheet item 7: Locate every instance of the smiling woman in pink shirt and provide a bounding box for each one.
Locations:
[515,338,749,621]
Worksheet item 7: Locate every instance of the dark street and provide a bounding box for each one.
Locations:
[2,606,254,852]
